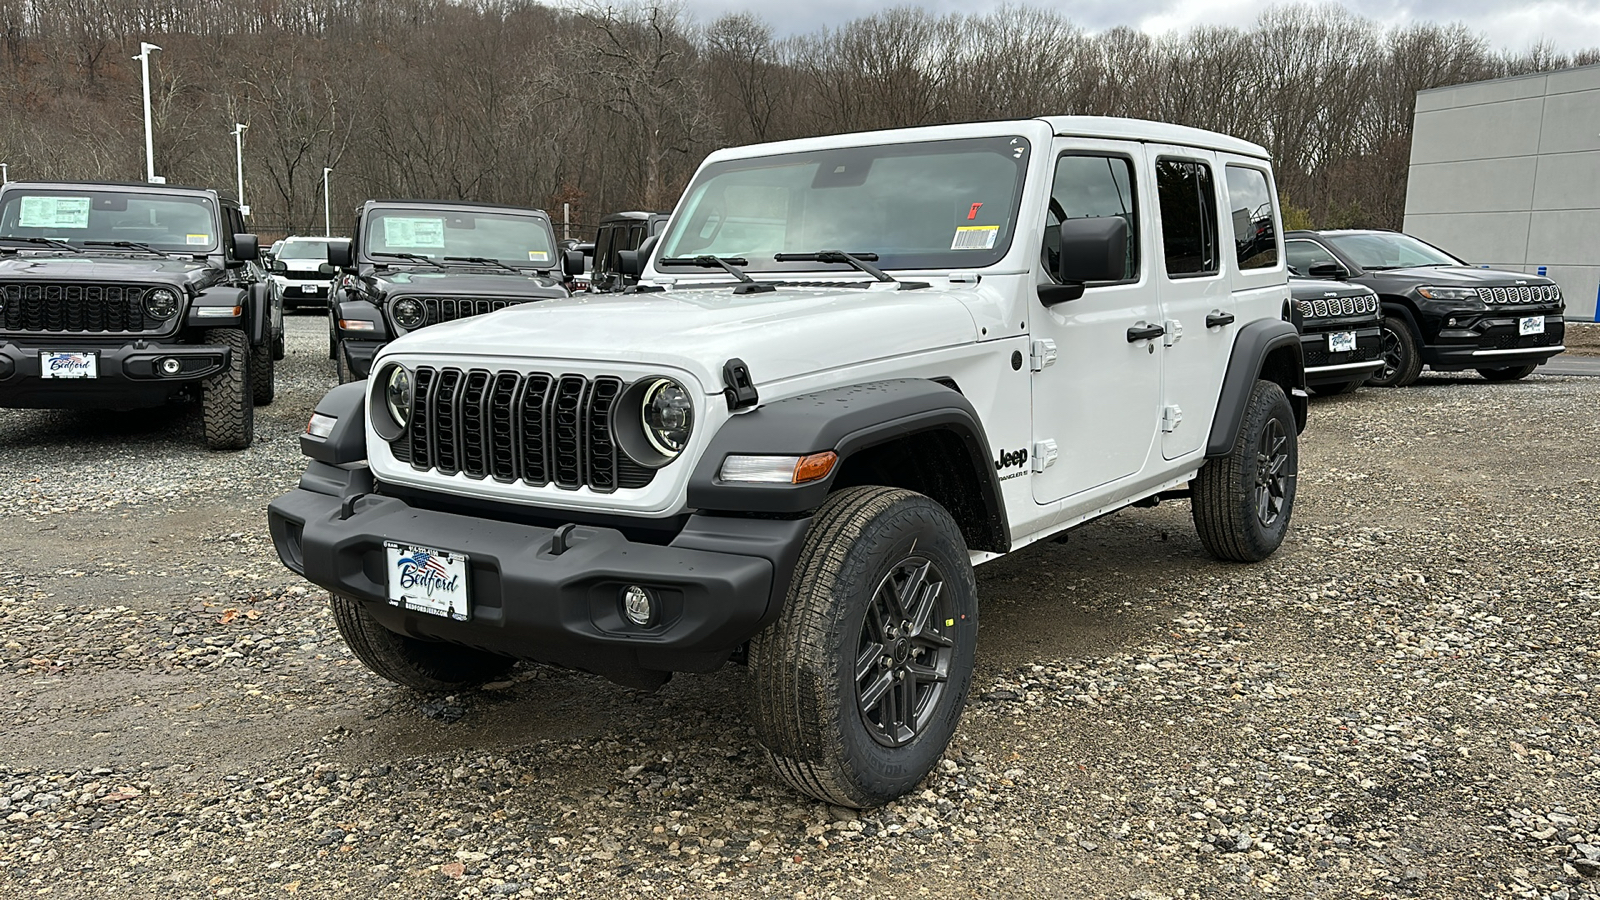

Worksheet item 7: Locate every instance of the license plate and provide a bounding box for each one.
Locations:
[1327,331,1356,353]
[299,284,324,294]
[385,541,470,620]
[1519,316,1544,336]
[40,351,97,379]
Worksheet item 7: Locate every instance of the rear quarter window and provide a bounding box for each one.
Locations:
[1224,166,1278,270]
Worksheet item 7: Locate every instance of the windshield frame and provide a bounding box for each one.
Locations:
[0,187,221,255]
[654,134,1033,276]
[358,206,557,270]
[1321,231,1464,270]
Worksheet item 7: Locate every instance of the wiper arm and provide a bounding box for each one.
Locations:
[773,250,929,290]
[0,235,78,252]
[371,251,445,269]
[83,239,178,257]
[444,255,522,274]
[657,255,774,294]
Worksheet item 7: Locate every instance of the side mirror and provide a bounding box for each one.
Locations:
[327,239,355,270]
[1038,217,1128,306]
[1308,262,1347,279]
[618,234,660,279]
[563,249,585,277]
[317,262,335,276]
[233,234,260,261]
[270,259,288,274]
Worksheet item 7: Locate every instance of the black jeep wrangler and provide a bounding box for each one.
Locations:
[589,210,669,292]
[1286,229,1566,386]
[0,181,272,449]
[325,201,581,382]
[1287,274,1383,395]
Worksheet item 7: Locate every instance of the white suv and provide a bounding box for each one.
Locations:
[269,117,1307,807]
[269,235,343,309]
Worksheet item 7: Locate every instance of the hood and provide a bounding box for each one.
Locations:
[279,258,326,272]
[0,254,215,287]
[371,269,565,299]
[1357,265,1552,287]
[1289,277,1371,300]
[378,283,982,392]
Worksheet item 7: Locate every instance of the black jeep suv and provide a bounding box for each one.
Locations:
[590,210,669,292]
[1285,229,1566,386]
[0,181,272,449]
[1287,275,1383,395]
[325,200,581,381]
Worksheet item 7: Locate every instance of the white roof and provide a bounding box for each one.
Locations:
[1037,116,1270,159]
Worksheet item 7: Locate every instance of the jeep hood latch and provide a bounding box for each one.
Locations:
[722,358,759,411]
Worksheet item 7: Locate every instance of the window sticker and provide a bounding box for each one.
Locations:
[527,250,549,262]
[18,196,91,229]
[187,234,211,246]
[951,225,999,251]
[382,217,446,248]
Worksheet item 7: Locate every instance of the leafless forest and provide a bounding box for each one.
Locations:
[1,0,1593,239]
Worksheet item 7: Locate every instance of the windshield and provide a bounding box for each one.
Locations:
[279,240,330,260]
[0,189,218,253]
[656,135,1031,273]
[363,208,555,267]
[1322,232,1461,269]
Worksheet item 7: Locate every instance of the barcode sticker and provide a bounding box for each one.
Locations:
[951,225,998,251]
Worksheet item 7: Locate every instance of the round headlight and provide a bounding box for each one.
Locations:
[144,288,179,319]
[384,366,413,428]
[641,378,693,457]
[392,297,426,330]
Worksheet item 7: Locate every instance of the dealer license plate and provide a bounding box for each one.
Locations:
[298,284,324,294]
[1327,331,1356,353]
[1519,316,1544,336]
[385,541,470,620]
[40,351,97,379]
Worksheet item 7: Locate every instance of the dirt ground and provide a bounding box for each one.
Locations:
[1565,321,1599,356]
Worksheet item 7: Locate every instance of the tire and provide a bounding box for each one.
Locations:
[273,331,286,361]
[748,486,978,808]
[1310,378,1363,397]
[249,340,275,406]
[335,339,357,383]
[330,593,515,692]
[327,311,338,360]
[1366,315,1422,387]
[1191,379,1297,563]
[201,328,254,451]
[1477,364,1537,382]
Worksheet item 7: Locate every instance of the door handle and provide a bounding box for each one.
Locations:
[1206,311,1235,328]
[1127,323,1165,342]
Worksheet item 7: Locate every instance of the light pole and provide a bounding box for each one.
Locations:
[134,42,162,183]
[232,123,248,215]
[1,163,8,184]
[322,167,333,237]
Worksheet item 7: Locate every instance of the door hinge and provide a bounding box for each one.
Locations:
[1029,338,1057,372]
[1163,319,1183,347]
[1161,405,1183,433]
[1031,439,1058,472]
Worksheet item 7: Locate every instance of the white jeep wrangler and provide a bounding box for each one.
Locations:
[269,116,1307,807]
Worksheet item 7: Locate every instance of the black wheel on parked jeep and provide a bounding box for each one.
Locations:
[335,339,357,383]
[1367,315,1422,387]
[249,340,275,406]
[748,486,978,808]
[201,328,254,451]
[329,593,515,691]
[1476,364,1538,382]
[1191,379,1297,563]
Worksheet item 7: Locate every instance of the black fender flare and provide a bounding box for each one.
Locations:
[687,379,1007,549]
[335,296,391,341]
[1206,319,1306,457]
[1377,297,1425,343]
[299,381,368,465]
[247,283,269,347]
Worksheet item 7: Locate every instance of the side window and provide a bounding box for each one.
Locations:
[1042,153,1139,283]
[1155,157,1219,278]
[1224,166,1277,270]
[1284,239,1338,275]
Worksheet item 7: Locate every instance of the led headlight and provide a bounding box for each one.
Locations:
[384,365,413,428]
[143,288,180,319]
[1416,286,1481,302]
[641,377,693,458]
[392,297,426,329]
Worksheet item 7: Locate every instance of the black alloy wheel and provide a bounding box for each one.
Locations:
[855,557,955,748]
[1367,315,1422,387]
[1255,417,1291,528]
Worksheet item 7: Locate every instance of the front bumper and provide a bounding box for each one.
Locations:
[279,279,332,307]
[0,337,230,409]
[1424,312,1565,369]
[267,466,810,681]
[1299,322,1383,386]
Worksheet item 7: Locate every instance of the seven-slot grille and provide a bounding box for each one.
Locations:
[1477,285,1560,305]
[390,366,655,493]
[394,296,534,329]
[0,282,165,334]
[1297,293,1378,319]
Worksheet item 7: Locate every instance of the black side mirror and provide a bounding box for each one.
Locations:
[233,234,259,261]
[563,249,585,277]
[1308,262,1347,279]
[1038,217,1128,306]
[327,239,355,271]
[317,262,335,276]
[270,259,288,274]
[617,250,642,279]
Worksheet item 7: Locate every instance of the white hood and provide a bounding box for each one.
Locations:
[377,282,983,393]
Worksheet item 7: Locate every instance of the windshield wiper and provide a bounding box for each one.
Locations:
[371,251,445,269]
[773,250,929,290]
[657,255,774,294]
[444,255,525,274]
[0,235,78,252]
[83,240,177,258]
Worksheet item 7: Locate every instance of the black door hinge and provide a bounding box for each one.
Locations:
[722,358,758,411]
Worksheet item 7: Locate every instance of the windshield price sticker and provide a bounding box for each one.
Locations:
[186,234,211,245]
[382,217,446,249]
[951,225,999,251]
[528,250,549,262]
[18,196,91,229]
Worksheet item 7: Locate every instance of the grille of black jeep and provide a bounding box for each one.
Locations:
[1297,294,1377,318]
[0,282,165,334]
[395,296,535,330]
[390,366,655,493]
[1477,285,1559,305]
[1484,330,1560,351]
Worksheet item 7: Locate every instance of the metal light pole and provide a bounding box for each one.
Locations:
[1,163,8,184]
[322,167,333,237]
[232,123,248,215]
[134,42,162,183]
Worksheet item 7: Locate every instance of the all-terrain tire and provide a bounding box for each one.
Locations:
[748,486,978,808]
[201,328,254,451]
[1191,379,1297,563]
[1476,364,1538,382]
[1367,315,1422,387]
[249,340,275,406]
[330,593,515,692]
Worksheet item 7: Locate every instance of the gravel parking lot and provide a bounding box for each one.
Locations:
[2,315,1597,899]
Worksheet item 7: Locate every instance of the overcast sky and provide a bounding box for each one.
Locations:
[671,0,1600,53]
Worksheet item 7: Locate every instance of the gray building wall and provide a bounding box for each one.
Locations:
[1404,64,1600,321]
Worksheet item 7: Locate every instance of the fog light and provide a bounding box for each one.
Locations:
[621,585,656,626]
[159,357,182,376]
[1447,317,1457,327]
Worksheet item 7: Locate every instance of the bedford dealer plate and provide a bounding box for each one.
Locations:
[385,541,470,620]
[1327,331,1356,353]
[1519,316,1545,336]
[40,351,97,379]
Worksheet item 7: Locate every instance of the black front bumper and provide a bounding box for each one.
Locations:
[1424,312,1565,369]
[1299,322,1383,387]
[0,336,230,409]
[267,466,810,683]
[281,280,332,308]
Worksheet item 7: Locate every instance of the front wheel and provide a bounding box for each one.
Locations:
[335,339,358,383]
[1477,364,1537,382]
[330,593,515,691]
[201,328,254,450]
[1191,379,1297,562]
[748,486,978,808]
[1367,315,1422,387]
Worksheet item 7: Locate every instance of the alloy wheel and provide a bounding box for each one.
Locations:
[855,557,955,748]
[1255,418,1291,527]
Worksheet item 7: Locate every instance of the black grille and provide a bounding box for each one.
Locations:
[393,366,656,493]
[0,282,165,334]
[282,270,330,282]
[1486,330,1559,350]
[398,296,536,329]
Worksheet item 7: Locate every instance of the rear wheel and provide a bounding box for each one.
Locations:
[1191,379,1297,562]
[1367,316,1422,387]
[330,593,515,691]
[1476,364,1537,382]
[249,340,275,406]
[201,328,254,451]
